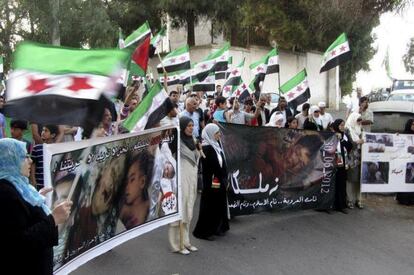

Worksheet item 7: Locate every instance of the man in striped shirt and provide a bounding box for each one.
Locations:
[30,125,60,190]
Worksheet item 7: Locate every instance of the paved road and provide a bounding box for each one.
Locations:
[73,195,414,275]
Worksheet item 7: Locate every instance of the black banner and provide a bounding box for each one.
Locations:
[220,124,337,216]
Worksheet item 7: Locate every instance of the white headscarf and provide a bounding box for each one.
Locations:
[309,105,322,126]
[345,112,362,142]
[202,123,224,167]
[266,112,284,128]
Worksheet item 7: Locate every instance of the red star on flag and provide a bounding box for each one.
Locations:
[287,92,295,99]
[242,83,247,89]
[231,69,239,75]
[224,86,231,92]
[296,86,303,92]
[170,58,176,63]
[180,56,186,61]
[201,64,208,69]
[331,50,337,56]
[303,80,309,86]
[340,45,347,52]
[26,77,52,94]
[257,67,264,72]
[236,90,241,96]
[220,55,226,60]
[66,76,94,92]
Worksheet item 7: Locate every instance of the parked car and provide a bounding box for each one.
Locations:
[387,90,414,102]
[391,79,414,92]
[369,100,414,133]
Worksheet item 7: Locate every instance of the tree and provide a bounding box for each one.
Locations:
[403,38,414,74]
[159,0,211,46]
[240,0,407,94]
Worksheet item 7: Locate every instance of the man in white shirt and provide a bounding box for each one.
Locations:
[346,87,362,119]
[318,101,334,130]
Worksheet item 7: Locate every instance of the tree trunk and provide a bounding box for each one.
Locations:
[50,0,60,45]
[186,12,195,46]
[230,26,238,47]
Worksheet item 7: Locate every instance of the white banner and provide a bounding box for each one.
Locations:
[361,132,414,192]
[43,126,180,274]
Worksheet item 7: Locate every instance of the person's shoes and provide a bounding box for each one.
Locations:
[347,202,354,209]
[356,201,364,209]
[185,245,198,252]
[340,209,349,214]
[178,248,190,255]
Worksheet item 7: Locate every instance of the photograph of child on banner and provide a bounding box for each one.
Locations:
[220,123,337,214]
[49,132,178,269]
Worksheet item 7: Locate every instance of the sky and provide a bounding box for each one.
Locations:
[356,5,414,93]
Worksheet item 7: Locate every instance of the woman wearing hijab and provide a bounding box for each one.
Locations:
[331,119,353,213]
[266,112,284,128]
[345,113,365,209]
[396,119,414,205]
[169,117,201,255]
[193,124,229,241]
[303,105,324,131]
[0,138,72,275]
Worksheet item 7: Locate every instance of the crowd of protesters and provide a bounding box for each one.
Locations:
[1,78,413,271]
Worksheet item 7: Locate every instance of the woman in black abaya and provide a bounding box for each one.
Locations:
[193,124,229,240]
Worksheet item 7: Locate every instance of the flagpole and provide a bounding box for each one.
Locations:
[156,51,169,91]
[278,71,281,97]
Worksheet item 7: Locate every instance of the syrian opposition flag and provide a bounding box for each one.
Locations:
[248,48,279,91]
[150,26,166,57]
[266,48,279,74]
[179,66,196,86]
[123,80,169,132]
[122,21,151,49]
[248,56,267,92]
[3,42,129,128]
[194,42,230,82]
[160,71,182,86]
[157,45,190,74]
[230,82,252,101]
[224,58,244,87]
[280,69,310,109]
[186,73,215,92]
[320,33,351,73]
[215,56,232,80]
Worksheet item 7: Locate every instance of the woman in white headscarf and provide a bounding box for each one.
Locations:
[345,112,365,209]
[168,117,200,255]
[303,105,323,131]
[193,124,229,241]
[266,112,284,128]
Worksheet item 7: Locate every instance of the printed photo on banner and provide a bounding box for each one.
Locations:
[361,132,414,193]
[361,161,389,184]
[220,123,337,216]
[43,127,179,274]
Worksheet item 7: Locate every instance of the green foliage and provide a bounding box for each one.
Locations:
[403,38,414,74]
[0,0,408,92]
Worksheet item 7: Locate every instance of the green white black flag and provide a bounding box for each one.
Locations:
[280,69,310,109]
[320,33,351,73]
[157,45,190,74]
